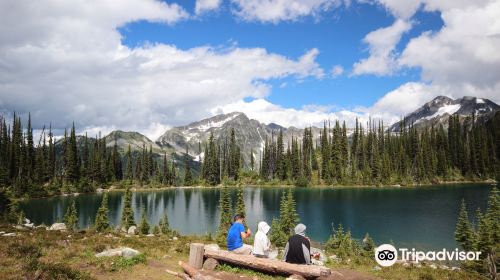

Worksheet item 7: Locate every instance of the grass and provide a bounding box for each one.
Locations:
[326,256,488,280]
[110,254,147,271]
[0,223,490,280]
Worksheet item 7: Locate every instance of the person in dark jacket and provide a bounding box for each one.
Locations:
[283,223,311,264]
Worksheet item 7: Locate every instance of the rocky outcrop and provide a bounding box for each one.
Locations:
[127,226,137,235]
[49,223,67,231]
[95,247,140,259]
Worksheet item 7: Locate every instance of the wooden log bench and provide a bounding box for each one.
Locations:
[188,243,331,279]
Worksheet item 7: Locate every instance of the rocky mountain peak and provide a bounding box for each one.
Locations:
[389,96,499,132]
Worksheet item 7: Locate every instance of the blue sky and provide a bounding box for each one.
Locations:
[0,0,498,138]
[118,2,443,110]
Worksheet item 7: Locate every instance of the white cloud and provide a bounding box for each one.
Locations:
[0,0,324,139]
[231,0,342,23]
[352,19,411,76]
[195,0,223,15]
[330,65,344,77]
[352,0,500,111]
[374,0,422,19]
[368,82,437,117]
[399,0,500,95]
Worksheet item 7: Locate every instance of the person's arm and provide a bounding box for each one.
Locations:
[240,228,251,239]
[264,236,270,251]
[302,244,311,264]
[282,242,289,261]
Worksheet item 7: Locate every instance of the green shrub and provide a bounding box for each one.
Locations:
[139,207,150,234]
[325,223,363,259]
[294,177,309,187]
[111,254,147,271]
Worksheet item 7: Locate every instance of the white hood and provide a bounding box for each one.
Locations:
[253,221,271,256]
[258,221,270,235]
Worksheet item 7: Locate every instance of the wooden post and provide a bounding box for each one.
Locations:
[189,243,205,269]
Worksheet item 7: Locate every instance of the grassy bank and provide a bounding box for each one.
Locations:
[0,224,487,280]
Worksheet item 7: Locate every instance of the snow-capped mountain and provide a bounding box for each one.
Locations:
[65,95,498,171]
[388,96,500,132]
[156,112,322,167]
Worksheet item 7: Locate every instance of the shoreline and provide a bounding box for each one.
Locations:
[16,179,497,200]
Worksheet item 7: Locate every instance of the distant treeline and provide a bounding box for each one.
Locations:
[0,111,499,197]
[259,112,500,185]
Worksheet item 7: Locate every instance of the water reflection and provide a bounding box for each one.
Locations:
[20,184,492,251]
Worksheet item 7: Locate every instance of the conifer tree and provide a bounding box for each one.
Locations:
[203,133,220,185]
[26,113,34,180]
[135,157,142,182]
[121,188,135,228]
[362,233,375,254]
[112,140,122,181]
[235,188,246,227]
[475,210,491,257]
[216,189,232,246]
[484,188,499,245]
[184,146,193,186]
[270,189,299,247]
[281,189,299,235]
[269,217,287,247]
[159,212,171,235]
[153,225,160,235]
[455,199,475,251]
[64,200,78,231]
[250,149,254,171]
[95,193,110,232]
[139,206,150,234]
[125,145,132,180]
[65,123,79,183]
[228,128,240,180]
[171,159,177,186]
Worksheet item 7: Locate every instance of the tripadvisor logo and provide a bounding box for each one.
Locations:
[375,244,397,267]
[374,244,482,267]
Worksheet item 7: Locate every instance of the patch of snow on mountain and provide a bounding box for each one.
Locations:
[476,98,485,104]
[195,114,239,131]
[425,104,461,120]
[185,132,198,142]
[194,152,204,162]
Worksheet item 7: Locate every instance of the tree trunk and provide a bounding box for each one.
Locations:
[204,249,331,278]
[179,261,220,280]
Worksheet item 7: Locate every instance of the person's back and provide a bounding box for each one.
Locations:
[253,221,271,257]
[226,214,252,254]
[283,224,311,264]
[227,222,244,250]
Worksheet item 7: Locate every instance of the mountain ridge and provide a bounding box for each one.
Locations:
[388,95,499,132]
[60,95,499,169]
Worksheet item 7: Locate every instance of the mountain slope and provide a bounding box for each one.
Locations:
[388,96,500,132]
[156,112,323,167]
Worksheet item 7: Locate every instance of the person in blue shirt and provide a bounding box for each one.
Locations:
[226,214,252,254]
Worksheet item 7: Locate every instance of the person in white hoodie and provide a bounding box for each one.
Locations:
[253,221,271,258]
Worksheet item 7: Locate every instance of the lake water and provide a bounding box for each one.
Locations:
[20,184,494,251]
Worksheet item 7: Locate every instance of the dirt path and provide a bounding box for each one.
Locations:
[322,268,378,280]
[140,259,377,280]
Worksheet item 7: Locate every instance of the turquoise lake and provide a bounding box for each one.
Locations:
[20,184,495,251]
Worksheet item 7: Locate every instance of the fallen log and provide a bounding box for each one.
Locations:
[165,269,192,280]
[204,249,331,278]
[179,261,221,280]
